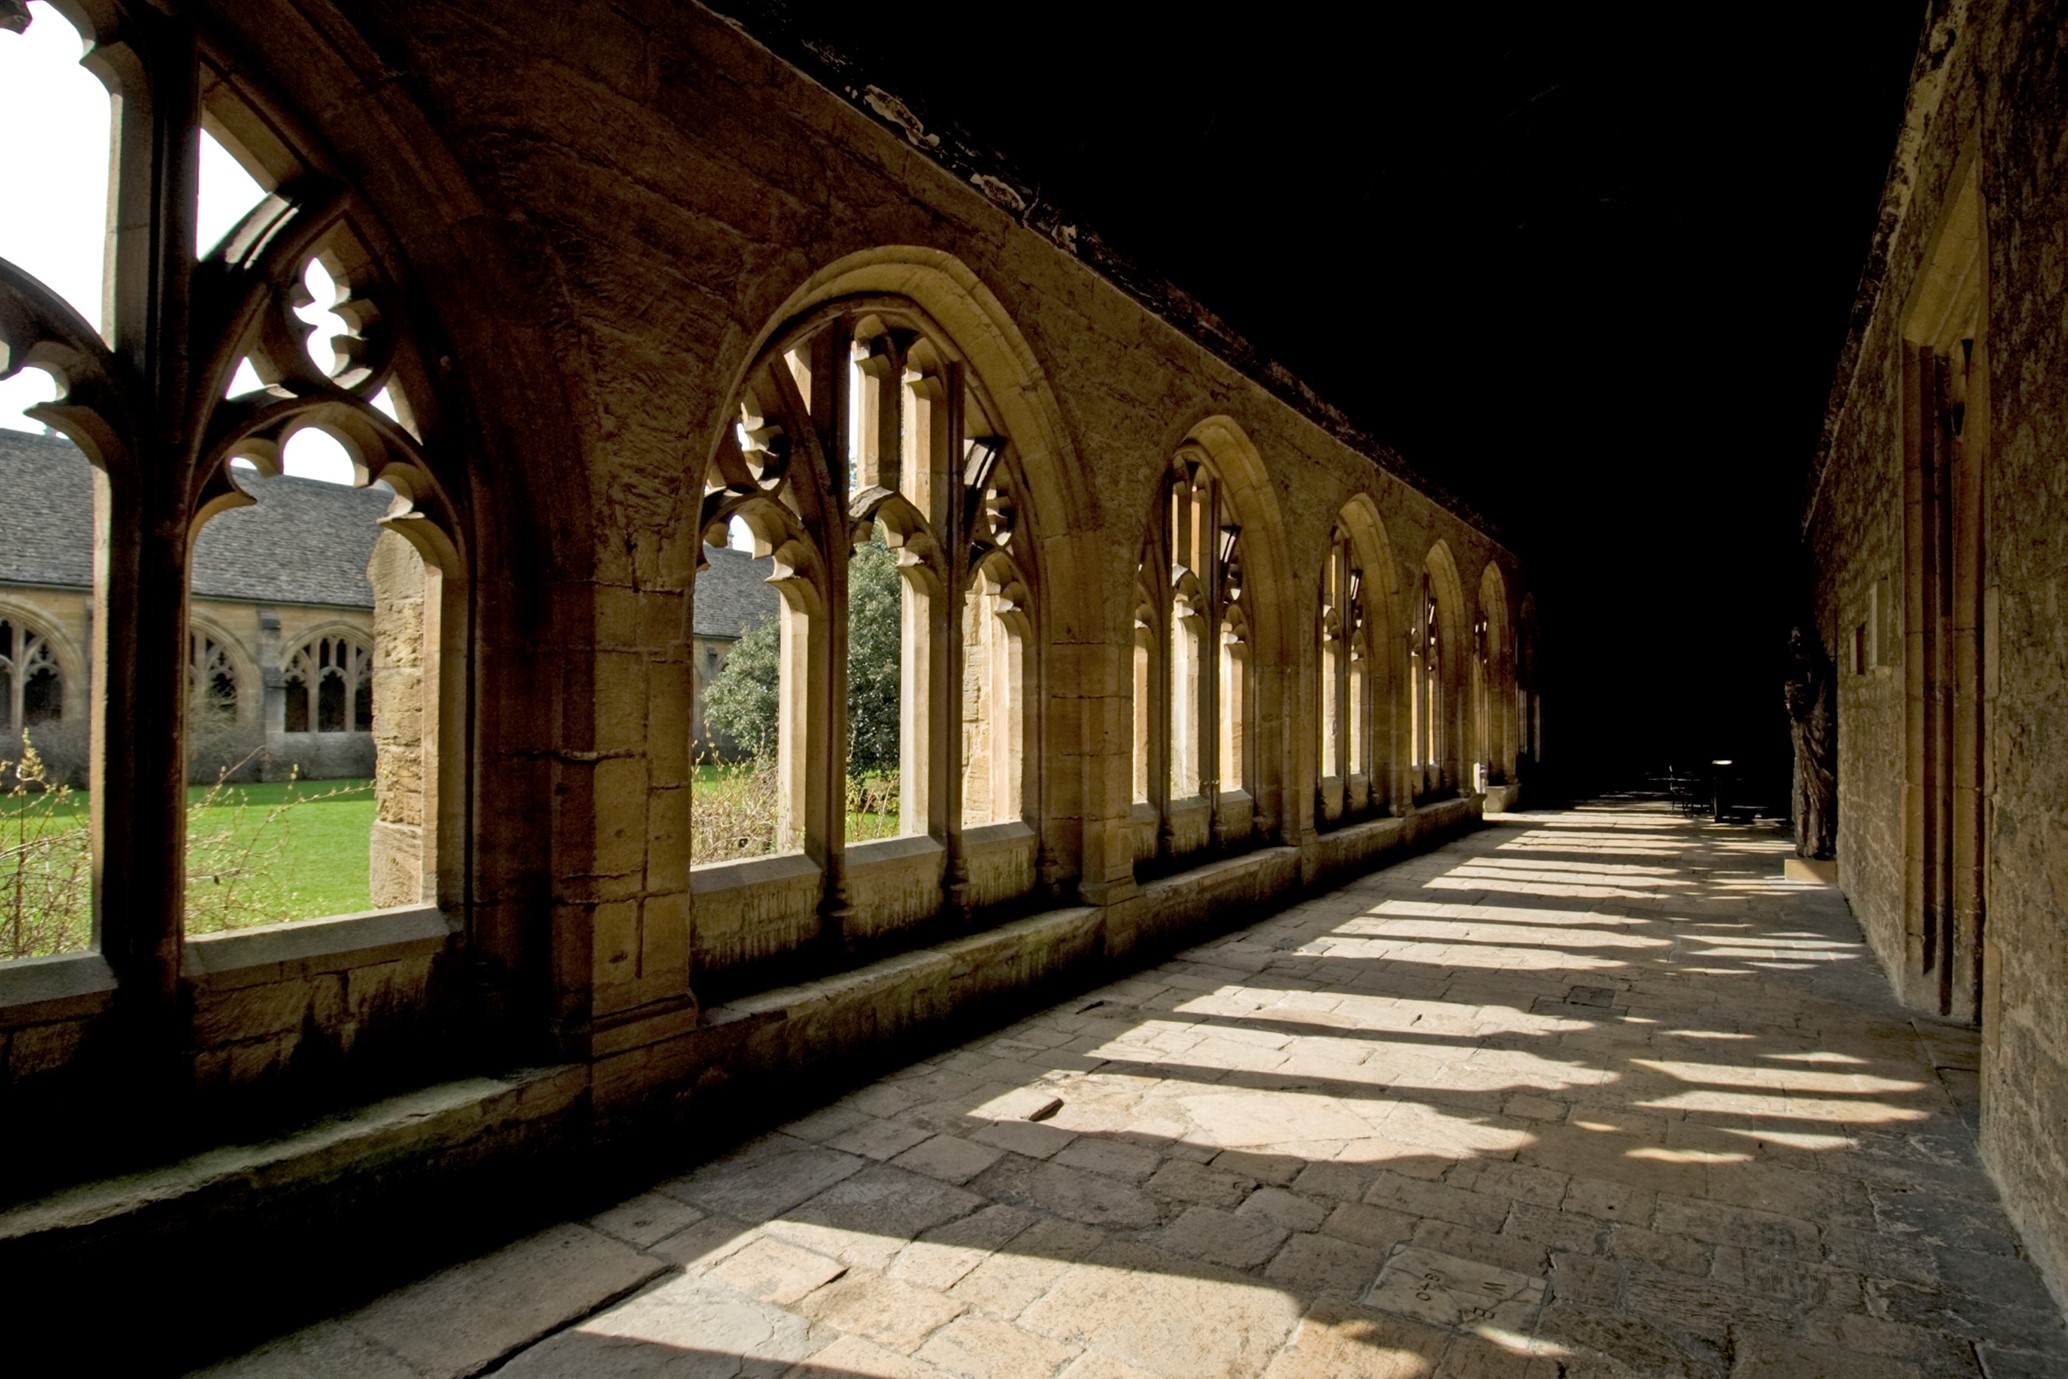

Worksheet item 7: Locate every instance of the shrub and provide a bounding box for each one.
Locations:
[700,534,905,781]
[1,733,91,960]
[690,754,780,864]
[1,720,88,789]
[703,616,779,760]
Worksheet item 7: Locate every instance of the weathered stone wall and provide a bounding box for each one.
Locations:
[368,531,429,908]
[264,0,1527,1068]
[0,0,1532,1208]
[1807,0,2068,1307]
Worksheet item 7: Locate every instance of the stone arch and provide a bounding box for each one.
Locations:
[189,0,596,1001]
[1478,561,1516,785]
[1421,540,1469,797]
[1128,414,1295,864]
[184,611,259,730]
[1177,416,1295,672]
[690,274,1069,972]
[718,248,1087,626]
[1316,494,1403,823]
[701,249,1088,887]
[0,601,87,730]
[280,621,376,735]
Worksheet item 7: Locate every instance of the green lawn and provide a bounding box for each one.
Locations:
[184,778,376,931]
[2,778,375,958]
[691,761,899,865]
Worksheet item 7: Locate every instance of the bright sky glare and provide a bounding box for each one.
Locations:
[0,2,357,483]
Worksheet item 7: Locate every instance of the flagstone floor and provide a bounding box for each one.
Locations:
[198,803,2068,1378]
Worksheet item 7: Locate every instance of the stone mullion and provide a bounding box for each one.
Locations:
[817,329,856,952]
[90,13,201,1026]
[935,364,971,917]
[856,334,901,496]
[1202,482,1225,849]
[1332,545,1351,785]
[1314,581,1331,824]
[1318,561,1336,796]
[1149,518,1174,863]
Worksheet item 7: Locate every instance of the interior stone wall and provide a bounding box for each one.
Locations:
[0,0,1530,1201]
[235,0,1522,1038]
[1972,0,2068,1313]
[1807,0,2068,1308]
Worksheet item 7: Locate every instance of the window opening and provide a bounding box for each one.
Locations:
[694,308,1037,907]
[1134,448,1250,862]
[1,9,468,982]
[0,5,99,966]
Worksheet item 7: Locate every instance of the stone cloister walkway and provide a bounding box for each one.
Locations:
[200,804,2068,1379]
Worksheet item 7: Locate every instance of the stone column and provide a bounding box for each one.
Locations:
[368,530,428,908]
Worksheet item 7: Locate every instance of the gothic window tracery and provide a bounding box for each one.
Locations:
[0,619,63,732]
[187,633,238,722]
[1414,576,1444,791]
[1317,524,1373,823]
[283,633,373,733]
[697,304,1038,908]
[1134,450,1250,860]
[0,2,469,953]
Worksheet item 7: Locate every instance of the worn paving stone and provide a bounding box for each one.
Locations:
[1324,1200,1420,1252]
[340,1224,668,1379]
[1264,1230,1382,1294]
[974,1156,1162,1229]
[891,1133,1009,1185]
[707,1235,848,1305]
[1159,1203,1291,1270]
[915,1313,1080,1379]
[782,1333,953,1378]
[196,807,2068,1379]
[1144,1158,1255,1206]
[589,1192,709,1249]
[657,1138,867,1221]
[1020,1240,1304,1379]
[499,1273,820,1378]
[825,1117,937,1162]
[1238,1185,1330,1234]
[795,1269,965,1351]
[1259,1296,1455,1378]
[1726,1331,1921,1378]
[187,1321,424,1379]
[1362,1245,1545,1335]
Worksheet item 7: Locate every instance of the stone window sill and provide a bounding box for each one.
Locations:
[182,904,454,985]
[0,950,118,1029]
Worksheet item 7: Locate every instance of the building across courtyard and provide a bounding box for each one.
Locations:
[1,428,389,782]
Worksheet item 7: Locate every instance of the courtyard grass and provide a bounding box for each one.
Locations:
[690,760,898,866]
[183,778,376,930]
[3,777,375,958]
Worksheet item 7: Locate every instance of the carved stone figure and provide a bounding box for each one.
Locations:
[1784,626,1837,859]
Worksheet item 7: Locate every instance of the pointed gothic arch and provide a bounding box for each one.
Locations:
[1315,496,1401,828]
[690,285,1055,975]
[1477,562,1516,786]
[1415,541,1468,800]
[1131,416,1292,868]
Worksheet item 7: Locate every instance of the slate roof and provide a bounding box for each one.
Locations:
[0,429,391,609]
[696,543,779,641]
[3,429,780,628]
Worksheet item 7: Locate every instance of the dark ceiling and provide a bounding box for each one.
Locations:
[730,3,1924,788]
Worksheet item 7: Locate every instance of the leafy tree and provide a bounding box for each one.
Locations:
[702,608,780,758]
[844,536,902,780]
[700,534,903,781]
